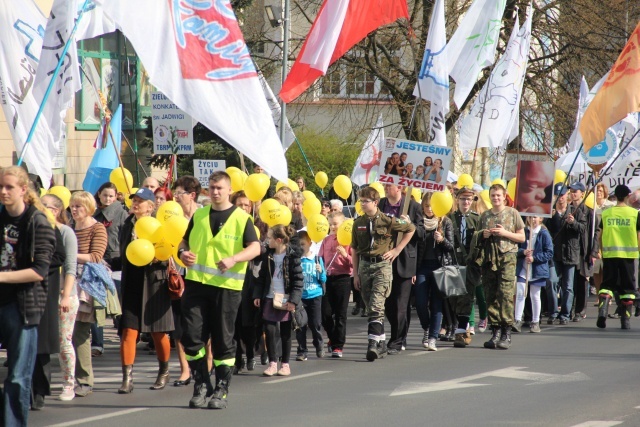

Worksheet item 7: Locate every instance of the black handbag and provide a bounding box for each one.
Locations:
[291,306,308,331]
[432,238,467,298]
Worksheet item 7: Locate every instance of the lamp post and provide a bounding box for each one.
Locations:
[265,1,290,148]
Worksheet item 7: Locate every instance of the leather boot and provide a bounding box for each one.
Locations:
[188,358,213,409]
[118,365,134,394]
[366,339,379,362]
[596,292,612,329]
[150,361,170,390]
[497,325,512,350]
[208,365,232,409]
[453,330,472,348]
[620,300,633,329]
[377,340,387,358]
[483,326,501,349]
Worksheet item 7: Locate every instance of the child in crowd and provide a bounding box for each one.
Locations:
[318,212,353,358]
[295,231,327,361]
[414,165,425,181]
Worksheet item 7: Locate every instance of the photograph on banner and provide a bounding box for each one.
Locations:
[504,150,549,180]
[377,138,452,191]
[151,91,195,155]
[514,160,554,217]
[193,159,226,189]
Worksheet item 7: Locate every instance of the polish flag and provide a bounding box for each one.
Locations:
[280,0,408,103]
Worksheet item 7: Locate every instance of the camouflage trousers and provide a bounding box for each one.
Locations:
[359,259,393,325]
[482,253,517,327]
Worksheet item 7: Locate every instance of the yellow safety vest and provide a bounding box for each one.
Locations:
[601,206,639,259]
[185,206,250,290]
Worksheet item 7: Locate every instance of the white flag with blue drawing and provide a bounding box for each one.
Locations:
[74,0,117,41]
[459,6,532,150]
[413,0,448,146]
[446,0,506,109]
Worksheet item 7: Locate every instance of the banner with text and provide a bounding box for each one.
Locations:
[377,138,452,192]
[151,91,194,154]
[575,159,640,192]
[193,159,226,189]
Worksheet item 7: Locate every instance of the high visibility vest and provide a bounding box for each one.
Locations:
[601,206,639,259]
[185,206,250,290]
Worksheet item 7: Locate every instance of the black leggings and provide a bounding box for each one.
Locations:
[264,320,292,364]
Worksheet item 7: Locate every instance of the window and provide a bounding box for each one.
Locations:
[321,65,342,95]
[347,67,375,95]
[320,62,385,99]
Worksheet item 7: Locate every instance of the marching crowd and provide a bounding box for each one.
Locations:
[0,166,638,426]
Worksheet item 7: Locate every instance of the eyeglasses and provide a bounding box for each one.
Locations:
[322,203,331,207]
[360,199,373,204]
[173,191,190,197]
[459,198,474,203]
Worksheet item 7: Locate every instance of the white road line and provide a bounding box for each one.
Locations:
[569,422,623,427]
[408,347,452,356]
[47,408,149,427]
[262,371,332,384]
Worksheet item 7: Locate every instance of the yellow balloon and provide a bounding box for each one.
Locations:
[134,216,162,241]
[276,179,300,192]
[110,167,133,193]
[164,215,189,245]
[355,200,364,216]
[39,188,46,197]
[259,198,283,227]
[156,201,184,224]
[226,166,242,176]
[507,178,517,200]
[172,245,186,268]
[307,214,330,243]
[126,239,155,266]
[584,192,595,210]
[370,182,385,198]
[47,186,71,209]
[154,240,173,261]
[229,170,246,193]
[554,169,567,185]
[302,190,317,201]
[491,178,507,188]
[480,189,492,209]
[302,197,322,220]
[411,188,422,203]
[431,191,453,217]
[333,175,352,200]
[337,219,354,246]
[244,173,270,202]
[457,173,474,189]
[123,187,139,209]
[275,205,292,226]
[315,171,328,189]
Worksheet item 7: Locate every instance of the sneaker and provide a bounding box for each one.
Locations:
[32,394,45,410]
[331,348,343,358]
[422,330,429,348]
[469,326,475,335]
[401,345,406,351]
[58,386,75,401]
[74,384,92,397]
[316,348,325,358]
[277,363,291,376]
[387,348,400,355]
[546,317,556,325]
[477,319,487,333]
[426,338,437,351]
[296,353,307,361]
[511,320,522,333]
[530,322,541,333]
[559,319,568,325]
[263,362,278,376]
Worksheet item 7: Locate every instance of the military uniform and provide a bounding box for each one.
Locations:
[351,210,415,360]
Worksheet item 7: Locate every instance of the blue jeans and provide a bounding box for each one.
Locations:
[90,322,103,351]
[0,301,38,427]
[555,262,576,321]
[415,260,443,340]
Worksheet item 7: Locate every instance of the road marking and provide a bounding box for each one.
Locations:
[408,347,451,356]
[48,408,148,427]
[569,422,623,427]
[391,366,589,396]
[262,371,332,384]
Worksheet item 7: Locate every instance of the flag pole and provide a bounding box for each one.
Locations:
[469,70,494,180]
[279,0,291,147]
[17,0,92,167]
[123,38,141,185]
[107,126,133,194]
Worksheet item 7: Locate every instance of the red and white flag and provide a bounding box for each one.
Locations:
[99,0,288,180]
[280,0,409,103]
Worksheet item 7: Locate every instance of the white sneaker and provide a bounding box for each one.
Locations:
[59,386,75,401]
[422,330,429,348]
[469,326,475,335]
[426,338,438,351]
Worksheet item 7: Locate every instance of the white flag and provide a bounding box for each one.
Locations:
[459,7,532,150]
[33,0,82,147]
[413,0,449,146]
[446,0,507,109]
[75,0,117,41]
[351,115,384,186]
[0,0,57,188]
[99,0,288,181]
[258,73,296,151]
[567,76,589,152]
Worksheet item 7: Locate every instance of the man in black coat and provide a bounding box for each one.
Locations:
[379,184,424,354]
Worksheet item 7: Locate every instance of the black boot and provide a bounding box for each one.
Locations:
[377,340,387,358]
[208,365,232,409]
[118,365,134,394]
[596,293,611,329]
[150,361,170,390]
[497,326,512,350]
[366,339,380,361]
[620,300,633,330]
[188,358,213,409]
[483,326,501,349]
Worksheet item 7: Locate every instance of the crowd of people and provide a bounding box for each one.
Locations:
[0,166,637,425]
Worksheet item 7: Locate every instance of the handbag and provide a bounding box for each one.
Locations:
[167,258,184,300]
[272,292,290,310]
[432,236,468,298]
[291,305,308,331]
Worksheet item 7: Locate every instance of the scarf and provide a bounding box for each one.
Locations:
[423,216,439,231]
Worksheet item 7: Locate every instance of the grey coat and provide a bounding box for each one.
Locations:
[94,202,129,268]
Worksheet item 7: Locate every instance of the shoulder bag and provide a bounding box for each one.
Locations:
[432,232,467,298]
[167,257,184,300]
[291,305,308,331]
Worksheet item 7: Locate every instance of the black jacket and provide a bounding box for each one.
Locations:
[545,203,589,266]
[252,242,304,307]
[0,205,56,325]
[417,216,455,267]
[378,196,425,278]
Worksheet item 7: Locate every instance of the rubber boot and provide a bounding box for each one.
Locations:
[150,360,170,390]
[596,293,611,329]
[366,339,379,361]
[496,326,512,350]
[188,358,213,408]
[620,300,633,330]
[118,365,134,394]
[483,326,501,349]
[208,365,232,409]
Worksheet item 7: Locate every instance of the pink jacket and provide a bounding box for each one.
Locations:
[318,234,353,276]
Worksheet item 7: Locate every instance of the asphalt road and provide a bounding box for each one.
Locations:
[11,296,640,427]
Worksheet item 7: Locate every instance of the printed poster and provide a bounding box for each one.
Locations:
[151,91,194,154]
[514,160,554,218]
[193,159,226,189]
